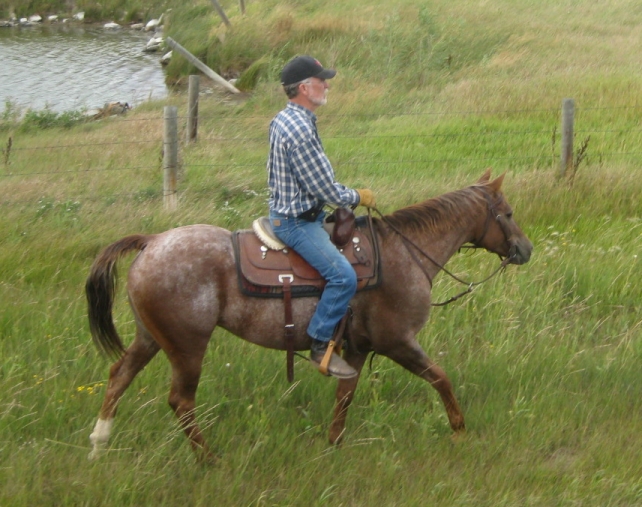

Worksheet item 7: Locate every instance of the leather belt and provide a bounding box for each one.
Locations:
[297,203,325,222]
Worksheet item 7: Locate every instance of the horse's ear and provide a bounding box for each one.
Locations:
[477,168,492,184]
[488,172,506,192]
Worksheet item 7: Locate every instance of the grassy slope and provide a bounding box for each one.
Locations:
[1,0,641,505]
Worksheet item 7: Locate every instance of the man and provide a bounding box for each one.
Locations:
[267,55,376,379]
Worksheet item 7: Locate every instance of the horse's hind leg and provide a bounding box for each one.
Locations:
[165,335,215,464]
[329,350,369,445]
[89,325,160,459]
[385,340,465,433]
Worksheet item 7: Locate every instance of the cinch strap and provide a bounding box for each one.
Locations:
[280,274,295,382]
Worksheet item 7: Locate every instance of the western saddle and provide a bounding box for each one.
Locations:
[232,210,380,381]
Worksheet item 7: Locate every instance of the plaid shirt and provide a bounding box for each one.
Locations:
[267,102,359,217]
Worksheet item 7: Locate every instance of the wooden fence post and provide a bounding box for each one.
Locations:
[163,106,178,210]
[165,37,241,94]
[186,75,199,143]
[560,98,574,178]
[239,0,245,15]
[209,0,231,27]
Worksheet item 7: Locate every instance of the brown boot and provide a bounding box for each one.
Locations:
[310,339,357,379]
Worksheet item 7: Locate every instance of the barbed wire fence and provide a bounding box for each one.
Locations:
[2,91,641,210]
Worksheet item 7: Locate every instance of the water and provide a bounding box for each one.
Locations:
[0,24,168,113]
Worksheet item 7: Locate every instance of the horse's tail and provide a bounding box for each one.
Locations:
[85,235,149,359]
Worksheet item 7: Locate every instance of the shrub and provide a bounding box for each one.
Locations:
[20,107,86,131]
[235,58,270,91]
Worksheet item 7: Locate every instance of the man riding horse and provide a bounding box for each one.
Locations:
[267,55,377,379]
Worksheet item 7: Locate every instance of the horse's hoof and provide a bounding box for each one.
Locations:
[328,426,346,445]
[196,450,219,466]
[450,429,467,443]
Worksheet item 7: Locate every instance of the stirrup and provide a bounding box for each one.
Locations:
[318,340,337,376]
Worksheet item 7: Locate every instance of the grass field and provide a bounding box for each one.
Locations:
[1,0,642,505]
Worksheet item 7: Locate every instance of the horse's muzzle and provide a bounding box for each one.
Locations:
[508,237,533,265]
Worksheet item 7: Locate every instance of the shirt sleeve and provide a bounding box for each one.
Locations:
[290,136,360,207]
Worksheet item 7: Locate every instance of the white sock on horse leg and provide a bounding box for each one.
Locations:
[88,418,113,460]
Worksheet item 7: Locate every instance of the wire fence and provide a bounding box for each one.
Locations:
[2,102,641,208]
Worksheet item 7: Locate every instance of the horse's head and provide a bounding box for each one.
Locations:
[472,170,533,265]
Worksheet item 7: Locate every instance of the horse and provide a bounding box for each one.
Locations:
[86,170,533,463]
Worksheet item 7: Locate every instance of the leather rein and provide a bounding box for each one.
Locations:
[372,188,515,307]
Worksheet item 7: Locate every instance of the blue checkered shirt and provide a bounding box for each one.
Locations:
[267,102,359,217]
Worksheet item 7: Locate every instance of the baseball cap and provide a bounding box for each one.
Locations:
[280,56,337,86]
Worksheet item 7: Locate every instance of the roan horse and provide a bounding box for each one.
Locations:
[86,170,532,462]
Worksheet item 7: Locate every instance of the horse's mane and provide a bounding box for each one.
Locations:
[383,184,488,236]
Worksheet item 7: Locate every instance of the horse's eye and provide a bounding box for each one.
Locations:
[505,211,513,220]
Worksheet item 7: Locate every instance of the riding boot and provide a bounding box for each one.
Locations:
[310,338,357,379]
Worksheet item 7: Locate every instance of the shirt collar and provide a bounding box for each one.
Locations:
[286,101,317,123]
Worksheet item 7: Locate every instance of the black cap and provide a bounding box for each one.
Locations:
[280,56,336,86]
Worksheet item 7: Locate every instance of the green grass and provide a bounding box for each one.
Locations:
[1,0,642,505]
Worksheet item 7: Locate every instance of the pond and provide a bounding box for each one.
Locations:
[0,23,169,113]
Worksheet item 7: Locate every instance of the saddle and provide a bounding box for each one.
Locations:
[231,210,381,383]
[232,212,380,297]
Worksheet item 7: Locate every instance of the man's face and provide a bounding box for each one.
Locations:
[302,77,329,106]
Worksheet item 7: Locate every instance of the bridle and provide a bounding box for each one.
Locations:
[474,188,518,260]
[371,187,516,307]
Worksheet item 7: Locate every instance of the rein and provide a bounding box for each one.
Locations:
[370,189,513,307]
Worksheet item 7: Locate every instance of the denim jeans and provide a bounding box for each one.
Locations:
[269,210,357,342]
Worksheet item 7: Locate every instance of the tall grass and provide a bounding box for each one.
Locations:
[1,0,642,505]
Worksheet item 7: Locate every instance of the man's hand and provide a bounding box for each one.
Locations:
[356,189,376,208]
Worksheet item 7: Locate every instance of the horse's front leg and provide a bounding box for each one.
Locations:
[384,339,465,433]
[329,349,369,444]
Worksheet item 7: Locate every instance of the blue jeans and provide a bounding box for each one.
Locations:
[269,211,357,342]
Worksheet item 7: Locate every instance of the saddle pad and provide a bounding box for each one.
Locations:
[232,223,380,298]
